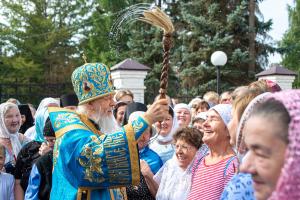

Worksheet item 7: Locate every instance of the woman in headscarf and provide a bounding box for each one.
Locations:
[14,97,58,200]
[174,103,191,128]
[154,127,204,200]
[221,81,282,200]
[24,97,59,141]
[123,102,163,200]
[0,102,30,169]
[187,104,238,200]
[240,89,300,200]
[149,106,179,164]
[221,90,267,200]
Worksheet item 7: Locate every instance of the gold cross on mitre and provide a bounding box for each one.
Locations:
[82,53,88,64]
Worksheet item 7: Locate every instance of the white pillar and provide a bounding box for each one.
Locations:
[258,75,296,90]
[111,70,148,103]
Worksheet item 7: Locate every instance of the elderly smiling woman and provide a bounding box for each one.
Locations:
[188,104,238,200]
[0,102,30,168]
[155,127,203,200]
[240,90,300,200]
[143,127,203,200]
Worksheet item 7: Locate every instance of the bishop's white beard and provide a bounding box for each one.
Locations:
[96,114,118,134]
[77,105,118,134]
[92,106,119,134]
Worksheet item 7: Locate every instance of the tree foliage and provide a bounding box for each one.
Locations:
[0,0,88,83]
[280,0,300,88]
[0,0,278,103]
[168,0,275,97]
[83,0,132,66]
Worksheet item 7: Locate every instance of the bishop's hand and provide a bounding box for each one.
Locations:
[143,99,169,125]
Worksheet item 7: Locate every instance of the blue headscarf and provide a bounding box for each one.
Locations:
[34,98,59,142]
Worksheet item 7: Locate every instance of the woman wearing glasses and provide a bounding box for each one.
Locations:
[143,127,203,200]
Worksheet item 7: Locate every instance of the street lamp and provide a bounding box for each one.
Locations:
[211,51,227,94]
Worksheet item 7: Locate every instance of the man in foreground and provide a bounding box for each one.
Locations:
[48,62,169,200]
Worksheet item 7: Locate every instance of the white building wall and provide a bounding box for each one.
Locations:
[111,70,148,103]
[258,75,296,90]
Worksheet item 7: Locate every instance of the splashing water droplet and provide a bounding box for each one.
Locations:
[109,3,155,53]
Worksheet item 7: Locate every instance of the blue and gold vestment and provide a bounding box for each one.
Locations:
[48,107,150,200]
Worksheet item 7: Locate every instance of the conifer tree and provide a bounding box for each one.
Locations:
[83,0,132,66]
[0,0,87,83]
[121,1,179,104]
[171,0,274,97]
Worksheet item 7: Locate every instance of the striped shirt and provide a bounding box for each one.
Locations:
[188,155,238,200]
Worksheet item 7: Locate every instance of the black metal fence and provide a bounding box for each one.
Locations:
[0,81,196,107]
[0,82,73,106]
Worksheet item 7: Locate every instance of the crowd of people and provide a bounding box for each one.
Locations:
[0,61,299,200]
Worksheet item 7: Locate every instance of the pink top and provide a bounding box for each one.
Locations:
[188,155,238,200]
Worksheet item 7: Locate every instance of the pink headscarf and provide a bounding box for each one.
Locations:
[265,79,282,93]
[236,92,271,158]
[266,90,300,200]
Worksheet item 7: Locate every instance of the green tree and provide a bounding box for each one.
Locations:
[280,0,300,88]
[0,0,87,83]
[120,1,179,104]
[82,0,176,104]
[83,0,132,66]
[170,0,274,97]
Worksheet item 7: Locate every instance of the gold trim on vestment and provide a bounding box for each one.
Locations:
[78,114,102,135]
[48,107,102,138]
[48,107,77,113]
[77,186,129,199]
[120,187,128,200]
[55,124,90,138]
[109,189,115,200]
[87,189,91,200]
[124,124,140,185]
[78,91,116,105]
[77,188,83,200]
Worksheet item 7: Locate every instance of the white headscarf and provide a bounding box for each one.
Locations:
[153,107,179,143]
[174,103,191,114]
[0,102,22,158]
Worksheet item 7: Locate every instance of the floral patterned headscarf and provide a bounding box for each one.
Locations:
[266,90,300,200]
[236,92,271,158]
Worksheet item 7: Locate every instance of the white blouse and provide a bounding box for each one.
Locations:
[154,156,192,200]
[149,140,175,164]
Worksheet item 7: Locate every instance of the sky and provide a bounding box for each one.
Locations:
[259,0,295,65]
